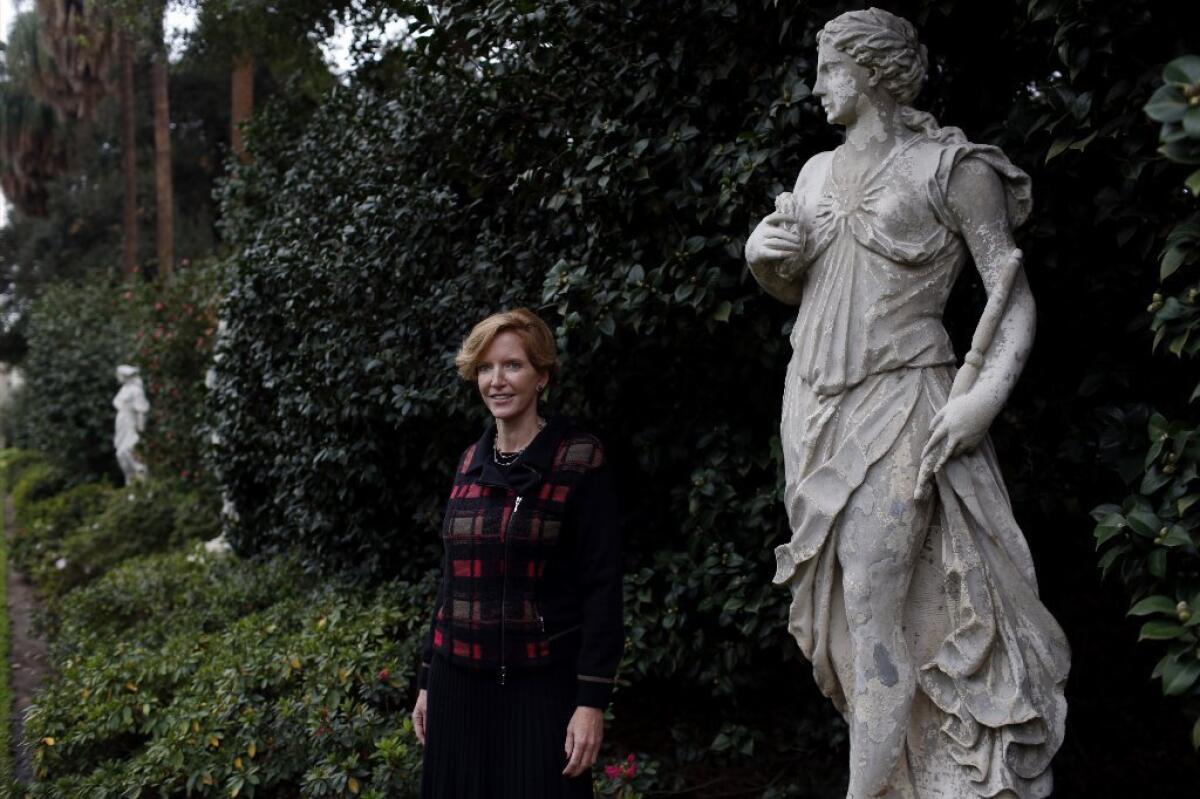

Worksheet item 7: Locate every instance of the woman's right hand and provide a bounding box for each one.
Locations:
[745,210,805,267]
[412,689,428,745]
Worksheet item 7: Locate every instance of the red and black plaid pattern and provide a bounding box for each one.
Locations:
[430,435,604,671]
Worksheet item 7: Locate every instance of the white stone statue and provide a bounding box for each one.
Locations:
[745,9,1069,798]
[113,364,149,484]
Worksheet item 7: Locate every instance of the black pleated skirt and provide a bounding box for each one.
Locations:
[420,655,595,799]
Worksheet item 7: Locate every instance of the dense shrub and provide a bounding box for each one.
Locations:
[11,459,70,523]
[10,480,112,593]
[25,551,436,798]
[0,448,47,487]
[50,479,202,598]
[12,475,219,600]
[1092,55,1200,747]
[7,279,139,480]
[131,260,225,481]
[208,0,1200,791]
[213,2,857,786]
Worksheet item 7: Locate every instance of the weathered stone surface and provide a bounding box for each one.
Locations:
[745,8,1069,798]
[113,364,149,484]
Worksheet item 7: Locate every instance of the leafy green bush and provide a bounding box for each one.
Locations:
[7,279,140,481]
[0,447,47,487]
[11,459,71,523]
[25,551,436,797]
[12,475,217,600]
[10,480,112,593]
[130,259,225,481]
[1094,55,1200,748]
[50,479,198,598]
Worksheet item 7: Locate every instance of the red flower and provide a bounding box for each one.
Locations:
[377,668,390,682]
[154,302,164,311]
[604,764,621,780]
[180,469,190,479]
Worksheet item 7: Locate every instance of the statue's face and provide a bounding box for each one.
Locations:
[813,42,873,126]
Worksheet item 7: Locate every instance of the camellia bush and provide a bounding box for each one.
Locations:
[1092,55,1200,747]
[6,279,139,480]
[211,2,850,789]
[208,0,1200,792]
[130,259,225,482]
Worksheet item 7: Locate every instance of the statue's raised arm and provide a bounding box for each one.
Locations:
[750,8,1069,798]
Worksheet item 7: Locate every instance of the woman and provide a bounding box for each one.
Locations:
[412,308,623,798]
[745,9,1068,799]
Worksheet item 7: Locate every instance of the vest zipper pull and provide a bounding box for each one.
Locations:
[500,665,507,685]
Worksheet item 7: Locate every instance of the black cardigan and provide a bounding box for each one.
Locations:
[419,415,624,708]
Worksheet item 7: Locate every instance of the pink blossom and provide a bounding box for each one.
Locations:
[604,764,621,780]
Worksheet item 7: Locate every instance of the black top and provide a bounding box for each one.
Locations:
[420,415,624,708]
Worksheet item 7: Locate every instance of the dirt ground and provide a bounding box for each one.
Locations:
[6,497,47,784]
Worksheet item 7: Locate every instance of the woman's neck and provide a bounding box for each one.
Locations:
[495,410,543,453]
[843,94,904,162]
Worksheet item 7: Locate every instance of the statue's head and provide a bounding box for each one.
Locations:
[816,8,927,108]
[116,364,139,384]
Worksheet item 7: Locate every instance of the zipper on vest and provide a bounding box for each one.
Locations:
[499,493,522,685]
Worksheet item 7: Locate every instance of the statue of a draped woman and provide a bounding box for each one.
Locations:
[745,9,1069,798]
[113,364,150,484]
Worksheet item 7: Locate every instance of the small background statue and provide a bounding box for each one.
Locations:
[113,364,149,484]
[745,8,1069,798]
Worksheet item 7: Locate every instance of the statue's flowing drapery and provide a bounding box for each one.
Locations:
[774,133,1069,798]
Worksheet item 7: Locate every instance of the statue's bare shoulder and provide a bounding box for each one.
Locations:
[792,150,834,197]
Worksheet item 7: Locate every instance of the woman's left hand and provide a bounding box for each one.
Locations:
[562,706,604,778]
[919,391,997,480]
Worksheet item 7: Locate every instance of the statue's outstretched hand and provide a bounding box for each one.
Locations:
[917,392,995,488]
[746,211,805,266]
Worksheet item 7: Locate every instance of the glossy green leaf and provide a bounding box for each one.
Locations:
[1185,107,1200,139]
[1145,85,1186,123]
[1140,620,1186,640]
[1165,55,1200,85]
[1128,595,1179,616]
[1162,658,1200,695]
[1148,548,1168,578]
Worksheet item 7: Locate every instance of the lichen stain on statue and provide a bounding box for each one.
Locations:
[113,364,149,484]
[745,9,1069,798]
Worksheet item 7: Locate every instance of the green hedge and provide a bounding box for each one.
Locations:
[206,0,1200,791]
[11,473,220,601]
[26,551,435,797]
[7,280,139,481]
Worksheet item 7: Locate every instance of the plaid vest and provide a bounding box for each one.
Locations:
[430,420,606,681]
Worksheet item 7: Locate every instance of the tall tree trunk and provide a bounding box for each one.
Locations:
[119,30,138,279]
[231,51,253,163]
[151,2,173,278]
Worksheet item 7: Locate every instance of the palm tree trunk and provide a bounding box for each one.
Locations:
[151,1,173,278]
[231,51,253,163]
[120,30,138,279]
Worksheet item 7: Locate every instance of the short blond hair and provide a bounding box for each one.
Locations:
[454,308,561,383]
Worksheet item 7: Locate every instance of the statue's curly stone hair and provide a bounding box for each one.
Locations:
[817,7,964,143]
[817,7,927,103]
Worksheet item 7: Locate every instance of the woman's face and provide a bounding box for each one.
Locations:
[476,330,545,426]
[813,42,873,126]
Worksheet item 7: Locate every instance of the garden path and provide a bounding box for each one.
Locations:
[7,497,47,783]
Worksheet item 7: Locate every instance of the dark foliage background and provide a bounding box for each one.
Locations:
[203,0,1200,794]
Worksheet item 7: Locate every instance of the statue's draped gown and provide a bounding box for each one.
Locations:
[775,132,1068,798]
[113,378,149,454]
